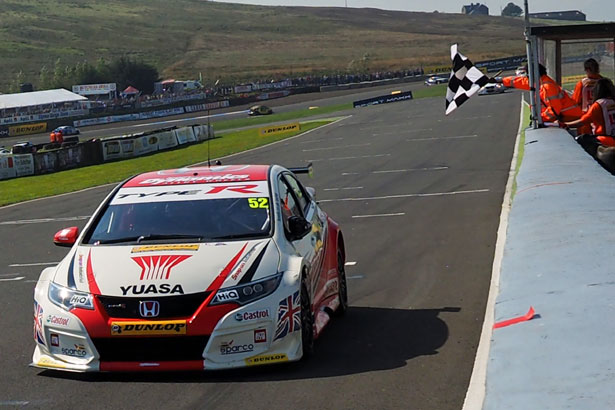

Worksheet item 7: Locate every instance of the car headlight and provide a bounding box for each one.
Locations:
[210,273,282,306]
[48,282,94,311]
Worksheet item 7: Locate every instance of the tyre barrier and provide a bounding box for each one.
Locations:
[0,124,215,181]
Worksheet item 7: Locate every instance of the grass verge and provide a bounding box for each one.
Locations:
[511,101,530,199]
[0,120,332,207]
[412,84,448,99]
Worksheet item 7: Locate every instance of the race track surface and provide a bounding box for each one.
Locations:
[0,89,521,410]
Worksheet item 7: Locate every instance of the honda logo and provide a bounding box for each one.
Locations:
[139,301,160,318]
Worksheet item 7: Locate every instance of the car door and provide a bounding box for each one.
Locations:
[277,175,318,299]
[281,173,328,305]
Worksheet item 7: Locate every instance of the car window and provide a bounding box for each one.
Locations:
[277,177,303,234]
[84,197,272,244]
[283,173,309,213]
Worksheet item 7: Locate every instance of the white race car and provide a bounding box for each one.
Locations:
[478,83,506,95]
[32,164,347,372]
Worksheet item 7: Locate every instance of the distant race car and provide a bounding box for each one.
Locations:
[32,164,347,372]
[50,126,80,142]
[424,76,448,86]
[249,105,273,116]
[478,83,506,95]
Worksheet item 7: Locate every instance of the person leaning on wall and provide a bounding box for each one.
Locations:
[491,63,582,124]
[572,58,603,134]
[560,78,615,159]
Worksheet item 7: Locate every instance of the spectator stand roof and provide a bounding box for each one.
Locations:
[0,89,87,111]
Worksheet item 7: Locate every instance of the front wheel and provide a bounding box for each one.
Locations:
[300,277,314,358]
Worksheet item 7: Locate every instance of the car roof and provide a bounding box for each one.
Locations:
[123,165,271,187]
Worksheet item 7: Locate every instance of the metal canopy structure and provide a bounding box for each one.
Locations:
[525,22,615,128]
[0,89,87,111]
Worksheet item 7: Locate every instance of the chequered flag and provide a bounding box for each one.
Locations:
[445,44,489,115]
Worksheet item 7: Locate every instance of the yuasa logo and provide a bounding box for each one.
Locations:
[120,284,184,296]
[215,289,239,303]
[139,301,160,318]
[131,255,192,280]
[235,309,270,322]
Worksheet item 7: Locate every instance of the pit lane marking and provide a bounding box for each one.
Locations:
[9,262,58,267]
[323,187,363,191]
[0,216,90,225]
[308,153,391,162]
[302,143,371,152]
[352,213,405,218]
[406,135,479,142]
[319,188,490,203]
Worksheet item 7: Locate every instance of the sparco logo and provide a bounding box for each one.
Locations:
[220,340,254,355]
[139,301,160,318]
[235,309,270,322]
[61,344,87,357]
[131,255,192,280]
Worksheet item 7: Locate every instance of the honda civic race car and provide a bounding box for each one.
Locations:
[32,164,347,372]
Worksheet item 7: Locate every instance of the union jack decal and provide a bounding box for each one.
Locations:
[274,291,301,342]
[131,255,192,280]
[33,301,45,346]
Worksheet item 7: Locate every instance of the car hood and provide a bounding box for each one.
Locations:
[52,239,280,297]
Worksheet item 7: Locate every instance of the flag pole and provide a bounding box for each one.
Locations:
[524,0,540,128]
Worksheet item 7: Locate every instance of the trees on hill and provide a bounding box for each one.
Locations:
[502,2,523,17]
[9,57,159,94]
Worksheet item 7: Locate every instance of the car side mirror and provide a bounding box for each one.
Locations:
[53,227,79,247]
[306,186,316,199]
[288,216,311,241]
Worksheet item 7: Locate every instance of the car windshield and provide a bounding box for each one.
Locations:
[84,197,272,245]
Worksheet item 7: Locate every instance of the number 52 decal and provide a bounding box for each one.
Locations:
[248,198,269,208]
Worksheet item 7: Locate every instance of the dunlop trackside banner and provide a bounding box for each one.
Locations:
[258,123,300,137]
[353,91,413,108]
[9,122,47,137]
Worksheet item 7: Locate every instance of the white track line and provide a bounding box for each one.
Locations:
[0,276,25,282]
[352,213,405,218]
[461,97,527,410]
[308,153,390,162]
[9,262,58,267]
[344,261,357,266]
[323,187,363,191]
[319,188,490,203]
[302,143,371,152]
[299,137,344,144]
[407,135,479,142]
[372,167,448,173]
[0,216,90,225]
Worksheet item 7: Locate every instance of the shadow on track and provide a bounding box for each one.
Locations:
[39,306,458,382]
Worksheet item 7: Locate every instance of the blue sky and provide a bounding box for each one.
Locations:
[214,0,615,22]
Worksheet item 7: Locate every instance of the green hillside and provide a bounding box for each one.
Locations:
[0,1,527,91]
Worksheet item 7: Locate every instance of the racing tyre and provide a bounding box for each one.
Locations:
[335,251,348,316]
[300,276,314,358]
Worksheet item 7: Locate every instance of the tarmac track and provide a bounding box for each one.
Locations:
[0,89,521,410]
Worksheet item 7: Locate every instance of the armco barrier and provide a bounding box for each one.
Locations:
[33,151,59,175]
[0,156,17,180]
[13,154,35,177]
[0,126,10,137]
[353,91,413,108]
[74,107,185,127]
[184,100,230,113]
[174,127,197,145]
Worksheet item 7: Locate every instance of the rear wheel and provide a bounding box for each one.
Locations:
[335,251,348,316]
[300,276,314,358]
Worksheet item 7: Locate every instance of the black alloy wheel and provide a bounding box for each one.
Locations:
[300,276,314,358]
